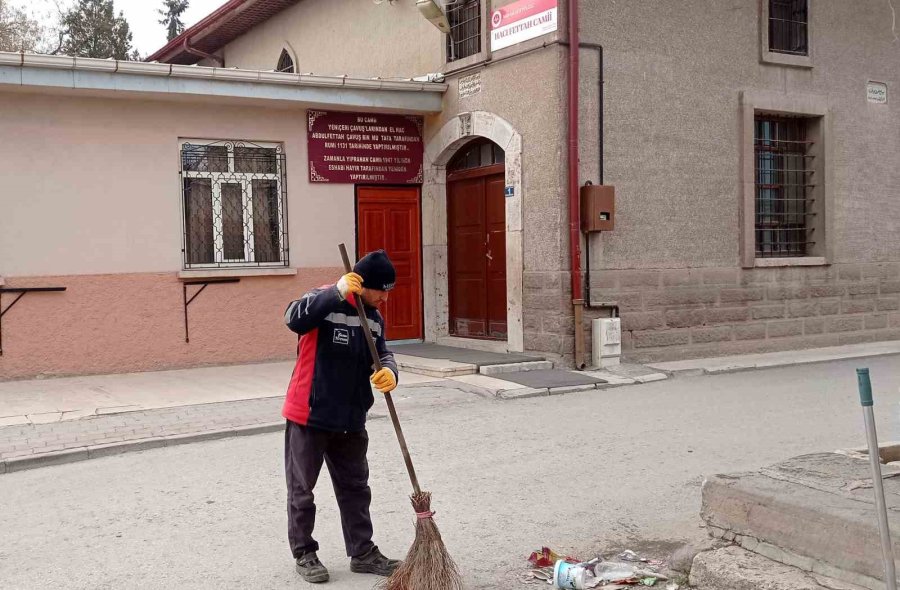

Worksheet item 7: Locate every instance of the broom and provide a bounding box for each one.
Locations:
[339,244,462,590]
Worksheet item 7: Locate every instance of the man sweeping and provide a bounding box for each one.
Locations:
[282,249,402,584]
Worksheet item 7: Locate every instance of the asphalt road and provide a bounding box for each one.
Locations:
[2,355,899,589]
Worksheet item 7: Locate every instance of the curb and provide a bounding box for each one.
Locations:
[1,422,283,475]
[649,344,900,378]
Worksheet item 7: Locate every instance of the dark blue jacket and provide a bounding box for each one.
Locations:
[282,284,397,432]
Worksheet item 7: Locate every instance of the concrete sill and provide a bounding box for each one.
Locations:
[761,50,813,68]
[442,52,488,76]
[177,267,297,280]
[754,257,826,268]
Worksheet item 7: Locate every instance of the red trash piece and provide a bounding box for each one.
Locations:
[527,547,580,568]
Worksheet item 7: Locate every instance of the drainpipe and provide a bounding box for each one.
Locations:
[567,0,586,369]
[182,38,224,66]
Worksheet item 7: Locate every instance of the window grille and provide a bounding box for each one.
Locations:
[754,117,815,257]
[276,49,294,73]
[769,0,808,55]
[446,0,481,62]
[447,137,504,172]
[180,140,289,268]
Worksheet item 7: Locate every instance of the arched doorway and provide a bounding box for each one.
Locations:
[422,111,524,352]
[446,138,507,339]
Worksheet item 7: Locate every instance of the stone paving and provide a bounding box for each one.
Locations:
[0,396,285,472]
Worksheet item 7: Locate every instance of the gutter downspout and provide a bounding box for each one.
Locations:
[576,42,616,317]
[567,0,586,369]
[182,38,224,67]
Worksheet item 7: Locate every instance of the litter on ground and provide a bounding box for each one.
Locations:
[525,547,672,588]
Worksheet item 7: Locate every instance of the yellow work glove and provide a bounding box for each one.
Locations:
[337,272,363,300]
[370,368,397,394]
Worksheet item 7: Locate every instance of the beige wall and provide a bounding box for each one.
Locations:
[0,92,354,276]
[220,0,443,79]
[416,0,900,362]
[0,89,385,379]
[571,0,900,361]
[434,48,567,273]
[581,0,900,270]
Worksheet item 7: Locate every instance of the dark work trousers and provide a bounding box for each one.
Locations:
[285,420,375,559]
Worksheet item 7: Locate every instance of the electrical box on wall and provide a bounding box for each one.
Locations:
[580,184,615,232]
[592,317,621,368]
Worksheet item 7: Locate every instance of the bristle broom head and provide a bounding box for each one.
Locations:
[380,491,463,590]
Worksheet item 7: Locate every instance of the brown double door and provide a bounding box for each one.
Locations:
[356,186,422,341]
[447,164,507,339]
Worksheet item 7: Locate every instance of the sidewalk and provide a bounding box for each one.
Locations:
[0,361,441,426]
[0,363,465,474]
[3,340,897,475]
[0,397,284,474]
[0,356,659,473]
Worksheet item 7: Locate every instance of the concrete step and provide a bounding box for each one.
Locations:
[690,546,869,590]
[701,452,900,590]
[394,354,477,377]
[478,360,553,375]
[394,344,550,378]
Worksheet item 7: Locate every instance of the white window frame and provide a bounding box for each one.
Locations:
[179,139,287,268]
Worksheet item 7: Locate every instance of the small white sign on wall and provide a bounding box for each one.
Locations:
[459,73,482,99]
[867,81,887,104]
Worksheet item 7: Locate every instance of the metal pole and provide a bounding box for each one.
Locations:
[857,368,898,590]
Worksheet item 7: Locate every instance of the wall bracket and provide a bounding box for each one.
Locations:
[0,287,67,356]
[182,278,240,343]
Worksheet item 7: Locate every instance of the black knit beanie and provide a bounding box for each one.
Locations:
[353,249,396,291]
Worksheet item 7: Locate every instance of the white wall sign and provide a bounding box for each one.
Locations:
[459,72,482,98]
[867,81,887,104]
[490,0,558,52]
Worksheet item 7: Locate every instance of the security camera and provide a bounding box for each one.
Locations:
[417,0,451,34]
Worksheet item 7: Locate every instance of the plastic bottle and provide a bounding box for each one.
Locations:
[593,561,637,583]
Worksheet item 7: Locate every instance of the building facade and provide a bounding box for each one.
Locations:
[0,53,443,380]
[2,0,899,380]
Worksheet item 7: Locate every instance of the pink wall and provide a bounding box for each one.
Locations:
[0,92,355,277]
[0,269,339,380]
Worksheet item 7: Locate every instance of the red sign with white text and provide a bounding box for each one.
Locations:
[307,110,424,184]
[490,0,558,51]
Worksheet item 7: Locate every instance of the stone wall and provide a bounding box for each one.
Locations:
[522,263,900,365]
[523,270,572,360]
[583,263,900,363]
[518,0,900,367]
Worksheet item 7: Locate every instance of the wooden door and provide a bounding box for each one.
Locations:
[356,186,422,341]
[447,165,507,339]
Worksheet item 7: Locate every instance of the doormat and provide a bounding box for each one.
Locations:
[391,343,544,366]
[496,369,606,388]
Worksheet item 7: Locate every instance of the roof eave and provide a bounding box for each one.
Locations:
[146,0,255,63]
[0,52,447,113]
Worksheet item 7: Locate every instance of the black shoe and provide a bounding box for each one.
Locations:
[296,551,329,583]
[350,546,401,577]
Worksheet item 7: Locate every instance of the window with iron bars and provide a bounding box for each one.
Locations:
[180,140,289,268]
[276,49,294,73]
[754,117,815,257]
[769,0,808,55]
[446,0,481,63]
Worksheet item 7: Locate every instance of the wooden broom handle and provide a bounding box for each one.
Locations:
[339,244,421,495]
